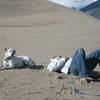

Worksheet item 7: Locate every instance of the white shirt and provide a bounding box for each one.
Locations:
[61,58,72,74]
[47,56,72,74]
[47,57,66,72]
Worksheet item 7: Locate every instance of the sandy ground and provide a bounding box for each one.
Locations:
[0,0,100,100]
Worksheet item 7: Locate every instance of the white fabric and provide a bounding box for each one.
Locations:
[47,56,66,72]
[47,56,72,74]
[48,0,97,9]
[61,58,72,74]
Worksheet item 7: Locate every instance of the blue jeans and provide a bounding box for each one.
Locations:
[69,48,100,78]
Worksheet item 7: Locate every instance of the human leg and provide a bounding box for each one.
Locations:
[70,48,88,78]
[86,48,100,72]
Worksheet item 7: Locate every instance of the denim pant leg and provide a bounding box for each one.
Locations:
[86,48,100,72]
[70,48,88,78]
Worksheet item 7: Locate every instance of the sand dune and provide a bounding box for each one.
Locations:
[0,0,100,100]
[81,0,100,19]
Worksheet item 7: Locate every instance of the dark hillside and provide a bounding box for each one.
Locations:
[81,0,100,19]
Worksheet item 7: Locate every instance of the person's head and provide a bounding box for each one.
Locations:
[47,55,66,72]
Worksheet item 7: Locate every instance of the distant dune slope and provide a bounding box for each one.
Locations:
[0,0,100,64]
[48,0,97,9]
[81,0,100,19]
[48,0,100,19]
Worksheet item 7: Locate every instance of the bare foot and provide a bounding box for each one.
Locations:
[80,77,88,85]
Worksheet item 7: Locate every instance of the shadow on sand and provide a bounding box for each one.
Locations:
[88,71,100,82]
[29,64,44,70]
[0,64,44,70]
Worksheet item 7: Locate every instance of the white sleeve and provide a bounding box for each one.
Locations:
[61,58,72,74]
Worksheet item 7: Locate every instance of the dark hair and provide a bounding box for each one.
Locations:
[65,56,70,61]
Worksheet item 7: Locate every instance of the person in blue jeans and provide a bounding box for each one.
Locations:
[69,48,100,83]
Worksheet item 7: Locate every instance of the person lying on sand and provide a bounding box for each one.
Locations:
[47,48,100,83]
